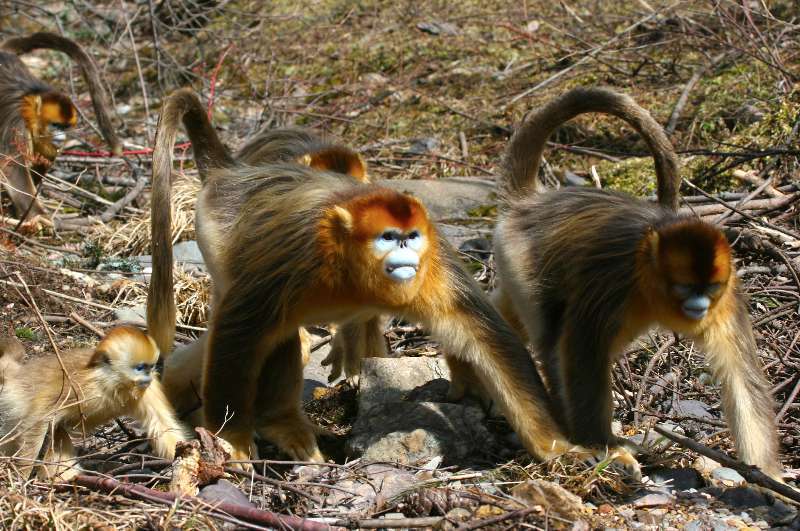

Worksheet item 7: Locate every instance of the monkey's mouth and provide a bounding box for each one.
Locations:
[681,295,710,320]
[385,264,418,281]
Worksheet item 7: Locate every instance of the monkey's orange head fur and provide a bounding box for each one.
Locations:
[91,326,160,394]
[303,147,368,183]
[320,189,434,306]
[644,219,732,323]
[21,92,78,130]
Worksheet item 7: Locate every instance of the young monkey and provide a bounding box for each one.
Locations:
[0,326,189,479]
[490,86,783,479]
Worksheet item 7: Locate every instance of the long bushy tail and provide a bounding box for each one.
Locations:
[502,86,680,211]
[147,88,233,356]
[2,32,123,156]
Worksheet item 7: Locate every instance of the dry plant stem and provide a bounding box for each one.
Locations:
[632,336,676,426]
[342,516,445,529]
[682,179,800,240]
[666,52,727,134]
[732,169,785,199]
[653,427,800,505]
[224,467,323,504]
[69,312,105,337]
[505,5,672,107]
[69,475,339,531]
[100,174,146,223]
[120,0,152,142]
[457,508,538,530]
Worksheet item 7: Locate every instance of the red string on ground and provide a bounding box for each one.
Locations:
[61,43,234,159]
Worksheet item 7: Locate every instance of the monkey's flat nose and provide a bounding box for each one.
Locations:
[682,295,709,320]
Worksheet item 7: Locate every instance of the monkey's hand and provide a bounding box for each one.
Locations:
[321,335,360,386]
[19,213,52,235]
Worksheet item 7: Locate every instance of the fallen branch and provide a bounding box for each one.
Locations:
[69,475,338,530]
[653,426,800,505]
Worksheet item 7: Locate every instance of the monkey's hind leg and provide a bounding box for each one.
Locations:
[255,332,324,462]
[558,328,641,479]
[41,425,80,481]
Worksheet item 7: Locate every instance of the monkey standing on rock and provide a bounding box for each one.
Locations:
[488,86,783,479]
[147,87,639,472]
[0,32,121,223]
[0,326,189,480]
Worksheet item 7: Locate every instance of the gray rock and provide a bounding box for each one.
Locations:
[671,399,714,419]
[693,455,722,477]
[114,303,146,326]
[173,240,207,273]
[636,508,667,525]
[684,521,704,531]
[199,479,255,508]
[716,486,767,508]
[710,467,746,487]
[377,178,495,221]
[358,357,450,411]
[349,401,492,463]
[628,423,683,451]
[709,518,737,531]
[321,463,417,510]
[438,224,492,250]
[302,341,338,401]
[630,490,676,508]
[649,467,705,491]
[416,21,459,36]
[750,499,797,525]
[407,137,440,155]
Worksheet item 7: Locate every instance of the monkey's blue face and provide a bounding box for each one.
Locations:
[373,228,425,282]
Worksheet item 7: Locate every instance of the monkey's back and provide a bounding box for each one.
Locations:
[496,188,673,349]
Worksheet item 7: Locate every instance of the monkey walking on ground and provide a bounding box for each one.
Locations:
[0,32,121,222]
[0,326,189,480]
[147,88,639,471]
[487,86,783,479]
[146,99,374,425]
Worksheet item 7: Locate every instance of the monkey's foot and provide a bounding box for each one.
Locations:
[256,415,324,463]
[218,430,257,471]
[576,444,642,481]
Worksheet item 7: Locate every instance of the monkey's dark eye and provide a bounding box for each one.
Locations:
[673,284,693,298]
[707,283,723,296]
[408,230,420,240]
[134,363,150,372]
[381,231,395,241]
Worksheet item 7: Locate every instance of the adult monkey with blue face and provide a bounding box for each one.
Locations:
[488,86,783,480]
[147,88,641,471]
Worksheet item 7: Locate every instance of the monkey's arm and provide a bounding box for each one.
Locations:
[133,379,191,460]
[322,316,387,384]
[415,249,571,460]
[1,163,46,220]
[700,296,782,480]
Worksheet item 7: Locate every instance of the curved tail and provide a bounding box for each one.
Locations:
[2,32,123,156]
[501,86,680,211]
[147,88,233,355]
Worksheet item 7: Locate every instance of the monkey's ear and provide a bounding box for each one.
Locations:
[645,229,660,265]
[88,348,111,368]
[329,205,354,233]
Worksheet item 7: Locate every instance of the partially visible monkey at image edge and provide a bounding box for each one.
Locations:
[0,32,122,221]
[0,326,189,480]
[488,86,783,479]
[146,87,637,470]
